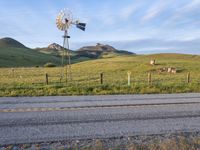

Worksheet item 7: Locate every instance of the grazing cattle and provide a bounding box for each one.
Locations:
[150,60,156,65]
[168,67,177,74]
[159,67,177,74]
[171,68,177,74]
[159,67,167,73]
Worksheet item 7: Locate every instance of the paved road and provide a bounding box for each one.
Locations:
[0,93,200,145]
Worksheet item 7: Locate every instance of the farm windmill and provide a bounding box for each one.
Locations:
[56,9,86,81]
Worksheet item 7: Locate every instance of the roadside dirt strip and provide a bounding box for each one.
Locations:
[0,93,200,145]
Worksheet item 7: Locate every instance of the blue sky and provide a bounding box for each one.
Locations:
[0,0,200,54]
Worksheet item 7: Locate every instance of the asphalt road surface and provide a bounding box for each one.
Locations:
[0,93,200,145]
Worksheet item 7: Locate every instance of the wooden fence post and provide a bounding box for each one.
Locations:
[187,72,190,83]
[12,68,15,77]
[127,71,131,86]
[148,73,152,85]
[100,73,103,84]
[87,74,90,87]
[45,73,49,85]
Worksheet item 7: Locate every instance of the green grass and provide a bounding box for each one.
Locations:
[1,53,200,96]
[0,47,62,67]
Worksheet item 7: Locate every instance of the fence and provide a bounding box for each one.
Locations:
[0,67,199,87]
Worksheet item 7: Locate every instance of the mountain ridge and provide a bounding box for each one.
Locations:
[35,41,134,59]
[76,43,134,58]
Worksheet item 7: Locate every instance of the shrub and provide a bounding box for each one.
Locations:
[44,62,56,67]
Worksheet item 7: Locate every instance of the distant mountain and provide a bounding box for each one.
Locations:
[78,43,117,52]
[77,43,134,58]
[48,43,63,51]
[35,43,93,63]
[0,38,61,67]
[35,43,75,56]
[37,42,134,60]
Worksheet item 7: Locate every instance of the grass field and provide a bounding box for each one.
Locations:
[1,53,200,96]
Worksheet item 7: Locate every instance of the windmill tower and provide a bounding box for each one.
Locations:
[56,9,86,82]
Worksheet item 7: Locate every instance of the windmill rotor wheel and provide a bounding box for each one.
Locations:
[56,9,73,31]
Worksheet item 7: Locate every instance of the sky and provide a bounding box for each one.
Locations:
[0,0,200,54]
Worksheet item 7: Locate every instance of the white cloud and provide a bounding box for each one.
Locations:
[120,3,140,20]
[166,0,200,23]
[86,2,143,26]
[182,0,200,11]
[141,1,168,22]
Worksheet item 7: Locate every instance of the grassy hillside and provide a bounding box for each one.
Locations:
[71,53,200,84]
[1,53,200,96]
[0,38,62,67]
[0,46,62,67]
[35,47,95,64]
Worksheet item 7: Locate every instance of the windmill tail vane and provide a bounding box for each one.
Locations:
[76,22,86,31]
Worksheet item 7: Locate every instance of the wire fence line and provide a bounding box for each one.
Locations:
[0,68,199,86]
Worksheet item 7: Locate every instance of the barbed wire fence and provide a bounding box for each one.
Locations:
[0,68,198,87]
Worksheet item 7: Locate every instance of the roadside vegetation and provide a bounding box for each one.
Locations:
[87,136,199,150]
[1,53,200,96]
[1,135,200,150]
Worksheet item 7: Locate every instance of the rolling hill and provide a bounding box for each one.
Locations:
[0,38,61,67]
[0,37,26,48]
[0,37,135,67]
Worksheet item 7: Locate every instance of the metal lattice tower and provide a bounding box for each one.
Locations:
[63,30,71,81]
